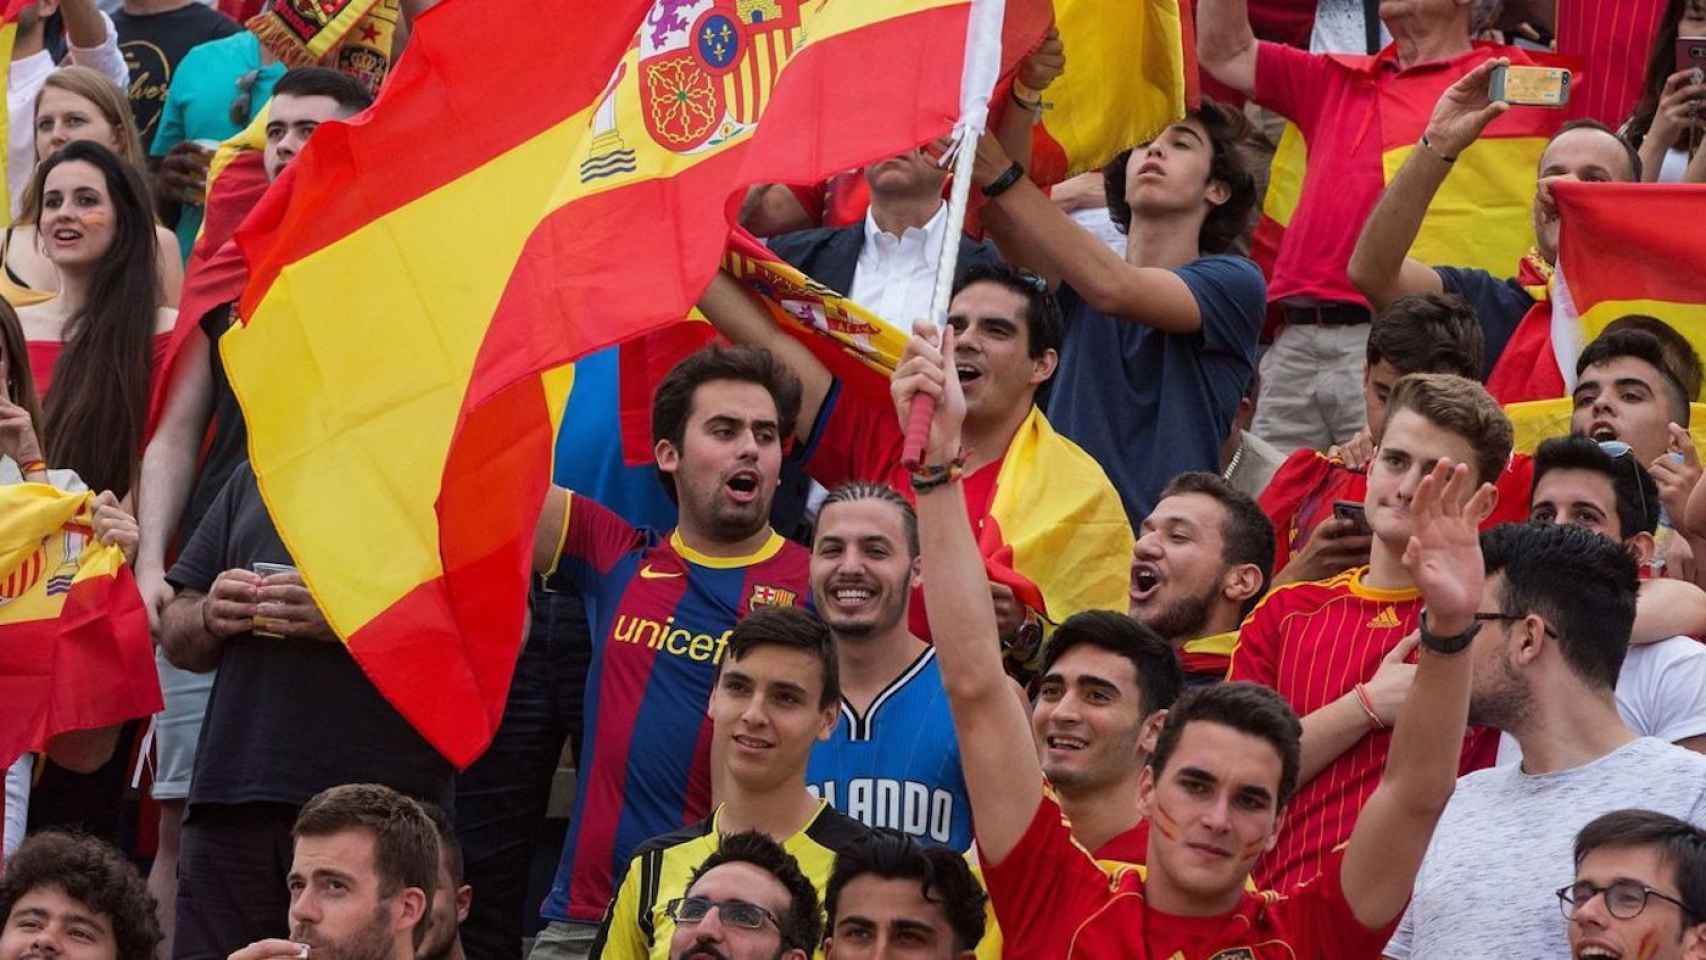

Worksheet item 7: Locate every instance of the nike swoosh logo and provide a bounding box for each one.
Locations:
[640,564,683,580]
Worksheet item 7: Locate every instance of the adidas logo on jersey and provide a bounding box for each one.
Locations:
[1367,606,1402,629]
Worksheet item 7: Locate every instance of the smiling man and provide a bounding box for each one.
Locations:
[1129,471,1273,684]
[804,482,973,851]
[592,607,870,960]
[1563,810,1706,960]
[529,345,815,960]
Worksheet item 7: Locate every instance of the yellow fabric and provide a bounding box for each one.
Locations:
[223,0,965,643]
[989,408,1135,624]
[1183,629,1239,657]
[1261,121,1308,229]
[0,20,16,228]
[1040,0,1190,177]
[204,105,270,201]
[0,484,123,624]
[1381,135,1546,277]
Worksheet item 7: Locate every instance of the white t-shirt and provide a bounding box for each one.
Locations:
[7,19,129,219]
[1497,636,1706,764]
[3,754,30,863]
[1386,737,1706,959]
[1310,0,1390,55]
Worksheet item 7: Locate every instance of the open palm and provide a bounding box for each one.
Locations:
[1401,461,1495,628]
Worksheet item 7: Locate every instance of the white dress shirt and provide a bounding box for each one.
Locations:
[9,14,129,219]
[850,201,949,326]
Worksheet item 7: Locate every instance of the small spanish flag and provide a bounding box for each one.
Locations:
[0,484,161,772]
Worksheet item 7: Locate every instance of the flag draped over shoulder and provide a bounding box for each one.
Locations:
[1503,181,1706,453]
[722,231,1133,626]
[1252,49,1575,306]
[1014,0,1198,185]
[0,485,161,771]
[225,0,1016,766]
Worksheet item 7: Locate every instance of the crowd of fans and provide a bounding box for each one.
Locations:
[8,0,1706,959]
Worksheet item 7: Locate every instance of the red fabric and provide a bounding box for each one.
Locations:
[0,542,162,772]
[1557,0,1668,126]
[1230,574,1498,890]
[980,795,1397,959]
[804,382,1001,642]
[1253,42,1548,307]
[30,333,174,403]
[616,323,718,467]
[1484,253,1567,404]
[1095,819,1149,866]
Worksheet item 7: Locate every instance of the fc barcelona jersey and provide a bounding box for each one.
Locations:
[540,493,811,923]
[806,647,972,850]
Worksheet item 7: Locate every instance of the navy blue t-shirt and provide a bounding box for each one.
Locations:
[1436,266,1534,379]
[1046,255,1265,526]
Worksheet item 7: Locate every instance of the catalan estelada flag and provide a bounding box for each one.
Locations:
[1252,48,1576,318]
[1502,181,1706,452]
[223,0,1025,766]
[722,231,1133,634]
[0,484,161,772]
[1014,0,1198,185]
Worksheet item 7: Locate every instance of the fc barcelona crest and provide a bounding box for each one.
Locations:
[750,584,798,608]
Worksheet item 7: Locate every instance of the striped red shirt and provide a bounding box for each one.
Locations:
[1229,569,1497,891]
[1557,0,1668,126]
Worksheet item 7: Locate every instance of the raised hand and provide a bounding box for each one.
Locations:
[1018,25,1065,93]
[1423,58,1512,159]
[1651,423,1702,524]
[890,320,966,466]
[1400,460,1496,636]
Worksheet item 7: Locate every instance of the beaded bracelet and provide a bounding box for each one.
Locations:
[910,452,968,494]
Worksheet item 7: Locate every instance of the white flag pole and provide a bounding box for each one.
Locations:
[901,0,1007,469]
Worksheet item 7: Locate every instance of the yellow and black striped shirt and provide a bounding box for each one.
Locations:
[591,800,870,960]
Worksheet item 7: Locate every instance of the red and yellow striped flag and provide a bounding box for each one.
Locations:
[0,485,161,771]
[1253,48,1577,312]
[224,0,1016,766]
[1504,182,1706,452]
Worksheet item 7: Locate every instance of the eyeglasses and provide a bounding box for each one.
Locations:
[665,896,781,931]
[1558,879,1694,922]
[1473,611,1560,638]
[1597,440,1654,532]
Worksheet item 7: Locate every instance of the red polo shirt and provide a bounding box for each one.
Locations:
[1254,41,1535,306]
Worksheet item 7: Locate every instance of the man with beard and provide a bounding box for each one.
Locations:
[1130,472,1274,685]
[1384,524,1706,958]
[591,608,869,960]
[662,832,821,960]
[1230,373,1513,892]
[803,482,973,851]
[417,805,470,960]
[227,784,437,960]
[528,345,815,960]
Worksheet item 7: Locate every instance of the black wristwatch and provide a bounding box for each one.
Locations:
[1418,607,1481,654]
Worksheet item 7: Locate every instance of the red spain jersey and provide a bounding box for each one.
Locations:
[1228,569,1497,891]
[980,795,1397,960]
[540,494,811,923]
[1258,450,1534,574]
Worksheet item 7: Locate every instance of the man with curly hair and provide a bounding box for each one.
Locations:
[0,831,163,960]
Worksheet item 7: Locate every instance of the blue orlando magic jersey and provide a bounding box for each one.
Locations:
[805,647,972,851]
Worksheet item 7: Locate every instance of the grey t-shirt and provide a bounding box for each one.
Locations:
[1386,737,1706,958]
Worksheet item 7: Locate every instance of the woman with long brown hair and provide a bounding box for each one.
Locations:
[1625,0,1706,182]
[2,66,183,307]
[18,139,175,501]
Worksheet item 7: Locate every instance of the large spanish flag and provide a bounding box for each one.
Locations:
[722,230,1133,632]
[1252,48,1575,312]
[0,484,161,771]
[1504,181,1706,453]
[223,0,1026,766]
[1016,0,1198,185]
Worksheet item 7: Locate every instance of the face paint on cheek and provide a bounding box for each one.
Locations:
[78,210,111,229]
[1636,931,1658,960]
[1151,801,1183,842]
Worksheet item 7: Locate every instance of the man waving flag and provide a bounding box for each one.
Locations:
[223,0,1043,766]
